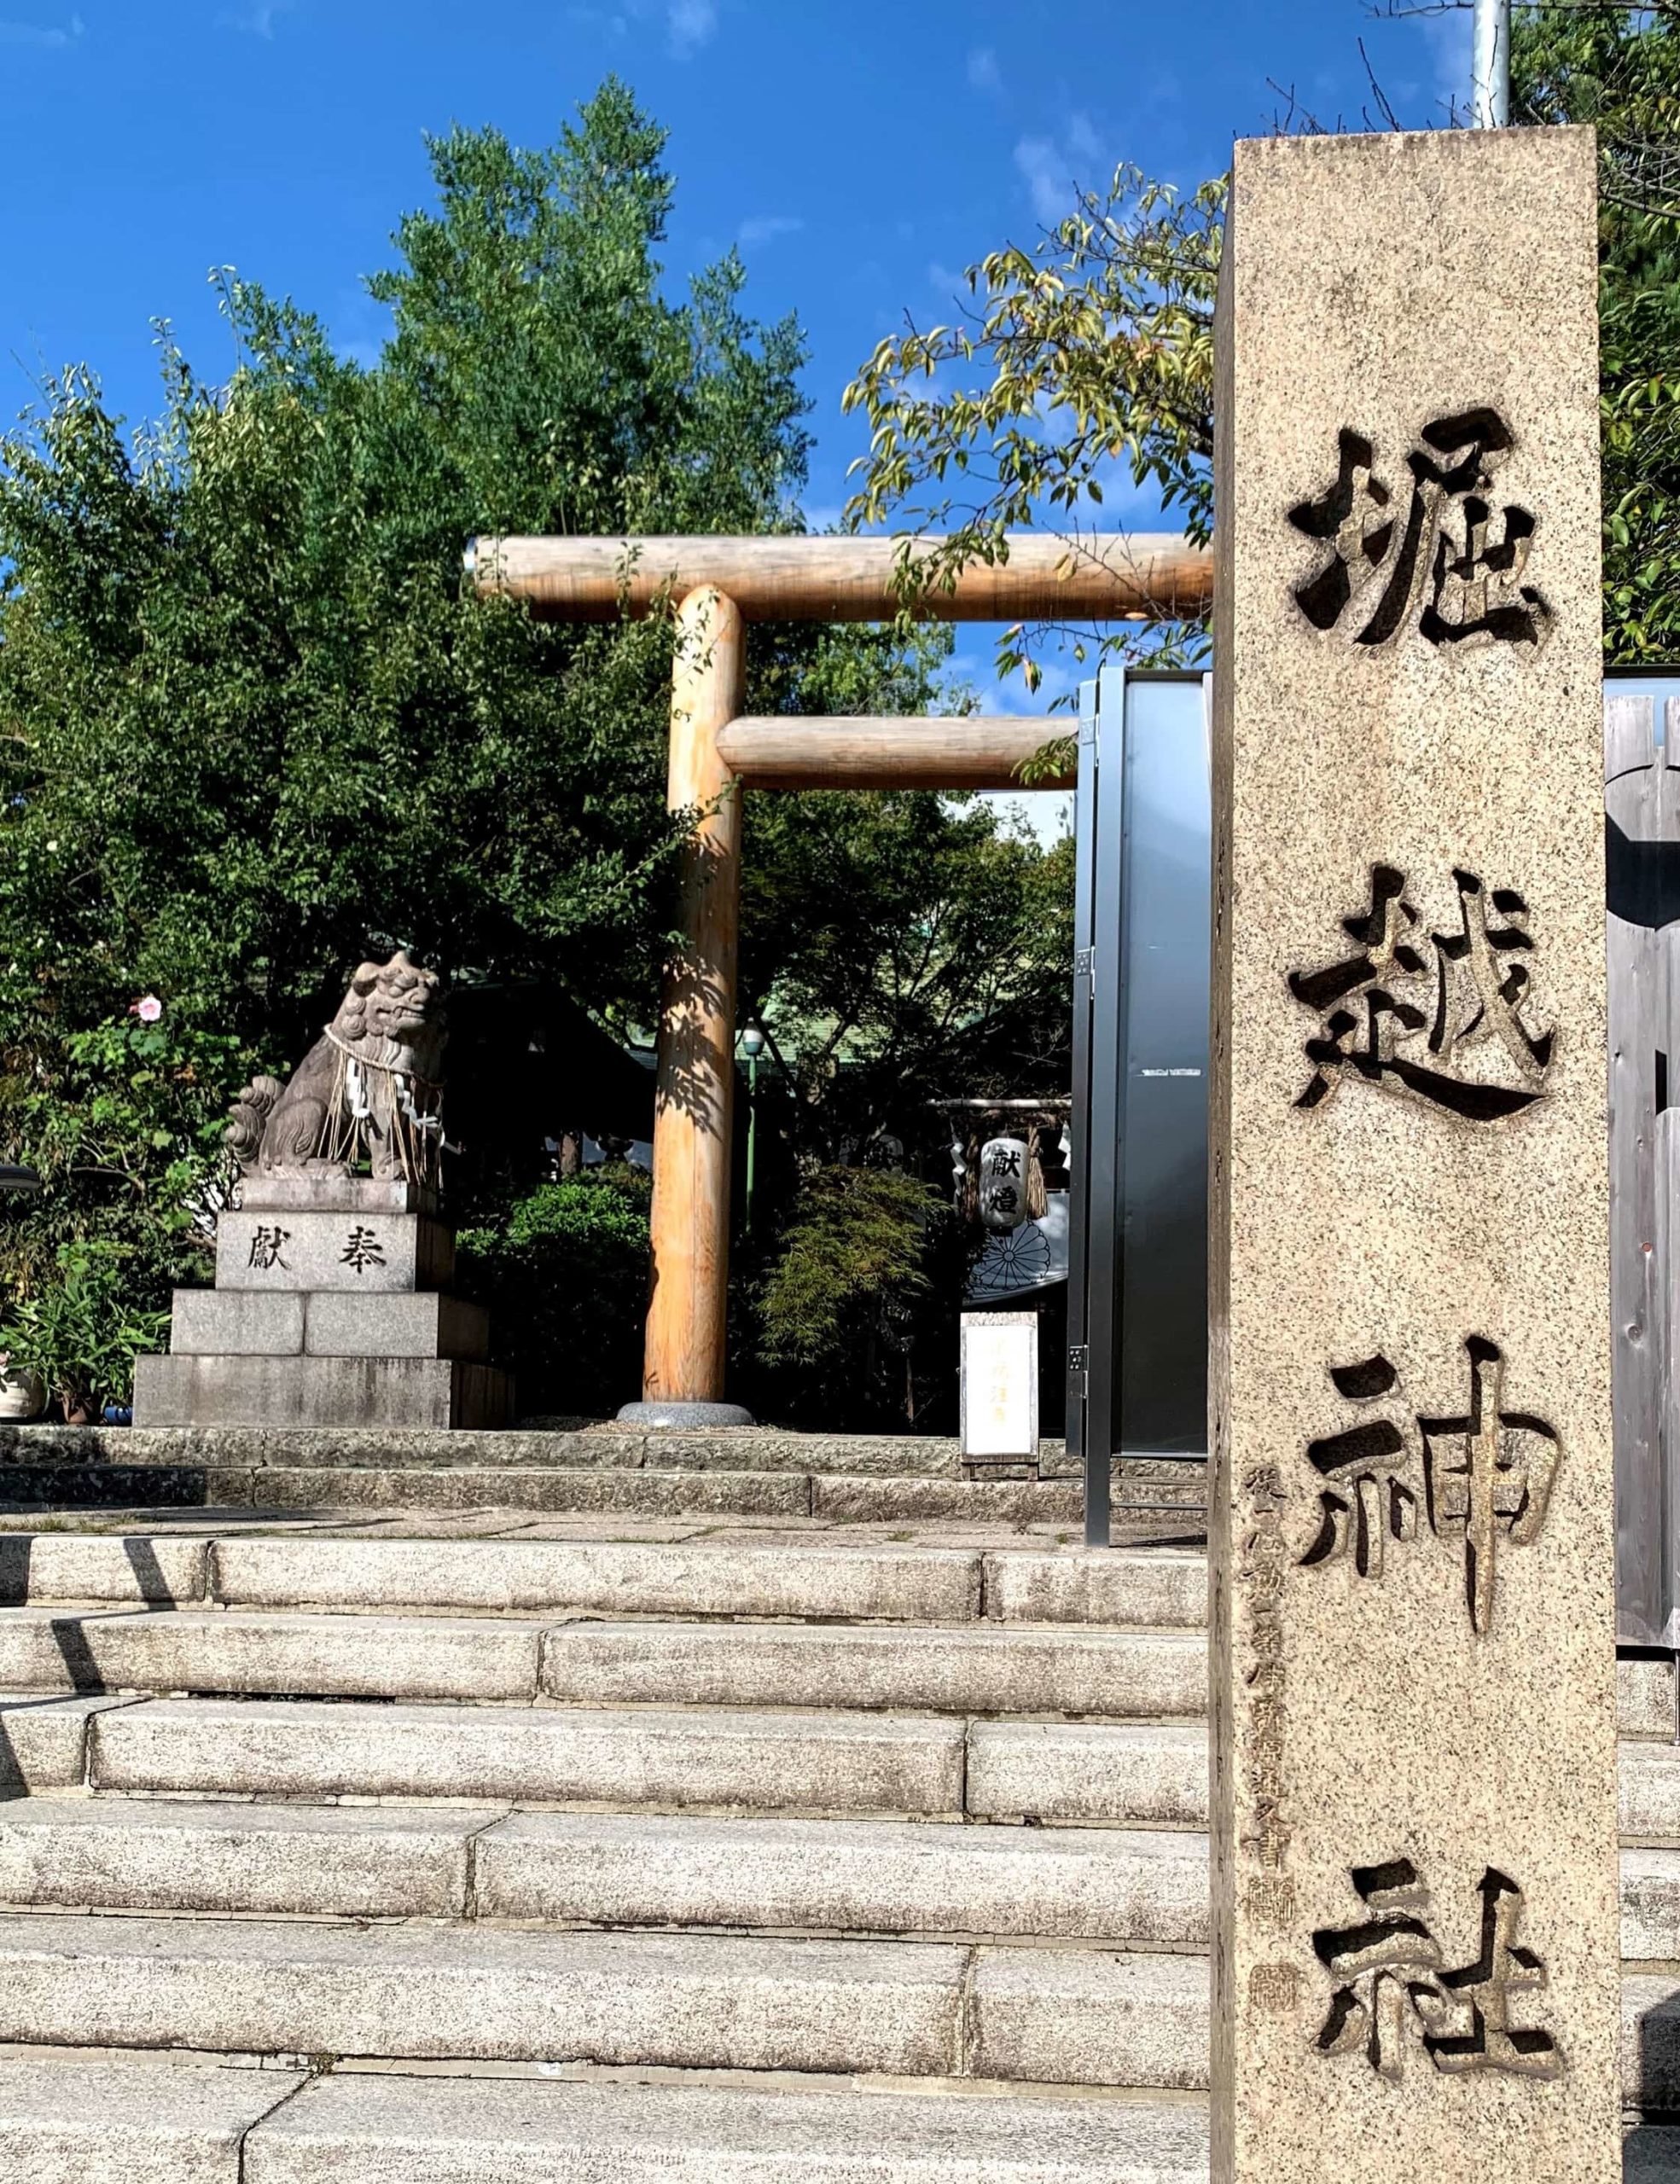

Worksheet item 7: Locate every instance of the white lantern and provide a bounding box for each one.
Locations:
[977,1135,1030,1233]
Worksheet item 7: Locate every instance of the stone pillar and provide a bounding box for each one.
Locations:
[1210,128,1617,2181]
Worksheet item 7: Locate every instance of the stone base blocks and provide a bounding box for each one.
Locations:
[133,1176,512,1429]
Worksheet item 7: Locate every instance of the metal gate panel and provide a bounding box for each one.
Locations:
[1067,667,1211,1545]
[1606,682,1680,1644]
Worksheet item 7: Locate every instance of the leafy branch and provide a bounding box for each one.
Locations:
[841,166,1222,696]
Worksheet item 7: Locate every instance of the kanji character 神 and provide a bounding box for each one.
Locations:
[1299,1340,1560,1635]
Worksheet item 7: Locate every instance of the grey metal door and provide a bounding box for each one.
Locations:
[1067,667,1212,1546]
[1606,678,1680,1646]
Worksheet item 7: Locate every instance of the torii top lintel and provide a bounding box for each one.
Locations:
[464,532,1212,624]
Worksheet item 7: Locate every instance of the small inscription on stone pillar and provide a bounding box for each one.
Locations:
[1210,128,1618,2183]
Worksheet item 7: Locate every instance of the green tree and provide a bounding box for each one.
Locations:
[0,81,955,1400]
[1508,1,1680,656]
[744,1164,960,1431]
[843,6,1680,669]
[741,789,1074,1163]
[0,82,812,1072]
[842,167,1223,692]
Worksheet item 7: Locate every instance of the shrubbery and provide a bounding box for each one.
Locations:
[456,1167,652,1419]
[739,1165,970,1433]
[0,1014,257,1416]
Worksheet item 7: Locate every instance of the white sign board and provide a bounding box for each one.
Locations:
[960,1310,1038,1461]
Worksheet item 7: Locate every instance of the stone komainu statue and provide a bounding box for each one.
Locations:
[228,950,448,1187]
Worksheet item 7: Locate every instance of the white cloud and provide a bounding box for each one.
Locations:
[219,0,293,34]
[667,0,715,56]
[1014,136,1068,226]
[1420,6,1469,118]
[0,11,82,45]
[966,45,1000,93]
[1014,115,1113,226]
[738,213,803,248]
[1067,112,1106,168]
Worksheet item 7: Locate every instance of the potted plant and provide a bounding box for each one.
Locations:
[0,1242,169,1426]
[0,1351,44,1423]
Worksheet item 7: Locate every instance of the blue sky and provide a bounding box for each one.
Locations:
[1,0,1468,742]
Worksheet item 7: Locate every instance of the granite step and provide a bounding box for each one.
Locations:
[0,1606,547,1702]
[12,1795,1680,1958]
[211,1535,1206,1627]
[474,1809,1207,1942]
[90,1698,970,1815]
[243,2071,1212,2184]
[0,1461,1089,1525]
[1623,1745,1680,1836]
[212,1535,991,1623]
[0,1912,1678,2106]
[0,1796,1206,1941]
[13,2059,1680,2184]
[0,1424,990,1482]
[0,1796,503,1920]
[967,1721,1212,1825]
[0,1530,1212,1625]
[0,1605,1203,1717]
[0,2051,306,2181]
[540,1622,1206,1719]
[69,1702,1680,1829]
[0,1915,981,2078]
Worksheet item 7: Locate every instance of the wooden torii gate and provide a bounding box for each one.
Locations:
[468,532,1213,1422]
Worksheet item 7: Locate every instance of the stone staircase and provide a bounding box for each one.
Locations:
[0,1507,1668,2177]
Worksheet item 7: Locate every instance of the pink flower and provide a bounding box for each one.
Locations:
[131,996,163,1024]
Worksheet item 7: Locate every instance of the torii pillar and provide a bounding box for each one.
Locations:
[619,584,751,1426]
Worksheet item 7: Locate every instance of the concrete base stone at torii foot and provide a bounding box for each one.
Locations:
[616,1400,757,1429]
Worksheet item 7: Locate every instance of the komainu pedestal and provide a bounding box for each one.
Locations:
[1210,130,1618,2180]
[133,952,512,1429]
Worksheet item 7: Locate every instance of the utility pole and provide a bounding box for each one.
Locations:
[1473,0,1511,127]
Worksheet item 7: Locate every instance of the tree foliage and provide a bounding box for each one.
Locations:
[456,1166,651,1420]
[741,792,1073,1164]
[0,83,812,1077]
[842,168,1223,690]
[844,9,1680,670]
[1509,2,1680,656]
[743,1164,963,1430]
